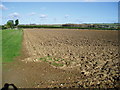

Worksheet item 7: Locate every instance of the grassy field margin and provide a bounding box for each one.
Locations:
[0,30,2,87]
[2,29,23,62]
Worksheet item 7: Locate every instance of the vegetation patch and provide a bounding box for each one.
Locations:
[39,56,64,67]
[2,29,23,62]
[0,30,2,63]
[51,62,64,67]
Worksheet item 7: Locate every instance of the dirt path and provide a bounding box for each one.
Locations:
[3,29,119,88]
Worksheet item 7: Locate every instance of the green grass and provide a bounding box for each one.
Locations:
[2,29,23,62]
[0,30,2,63]
[51,62,64,67]
[39,56,64,67]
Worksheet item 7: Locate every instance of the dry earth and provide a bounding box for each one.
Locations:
[3,29,120,88]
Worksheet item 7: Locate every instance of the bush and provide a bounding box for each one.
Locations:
[1,25,7,30]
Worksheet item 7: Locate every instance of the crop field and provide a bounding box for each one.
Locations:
[3,29,119,88]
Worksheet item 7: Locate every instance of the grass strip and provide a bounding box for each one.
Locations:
[2,29,23,62]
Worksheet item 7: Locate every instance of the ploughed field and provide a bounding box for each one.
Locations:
[3,29,119,88]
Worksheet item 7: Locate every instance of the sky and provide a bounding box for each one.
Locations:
[1,0,120,2]
[0,1,119,25]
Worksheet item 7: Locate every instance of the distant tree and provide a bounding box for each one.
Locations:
[6,20,14,29]
[14,19,19,26]
[2,25,7,29]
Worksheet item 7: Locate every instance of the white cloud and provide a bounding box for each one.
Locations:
[29,12,36,16]
[9,12,20,18]
[40,14,47,18]
[0,4,7,10]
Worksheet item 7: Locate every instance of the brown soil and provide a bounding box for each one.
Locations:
[3,28,120,88]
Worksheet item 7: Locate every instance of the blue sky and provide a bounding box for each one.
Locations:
[2,0,120,2]
[1,2,119,24]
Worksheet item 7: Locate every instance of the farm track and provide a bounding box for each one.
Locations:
[3,29,120,88]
